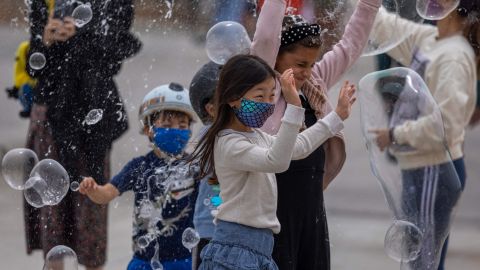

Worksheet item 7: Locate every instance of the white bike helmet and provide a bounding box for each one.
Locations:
[139,82,197,134]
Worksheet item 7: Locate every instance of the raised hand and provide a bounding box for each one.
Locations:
[335,81,356,120]
[280,68,301,107]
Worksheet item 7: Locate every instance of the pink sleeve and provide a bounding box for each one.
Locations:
[250,0,286,68]
[313,0,381,89]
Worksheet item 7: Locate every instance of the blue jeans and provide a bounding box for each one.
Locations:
[400,159,464,269]
[199,220,278,270]
[127,256,192,270]
[437,158,466,270]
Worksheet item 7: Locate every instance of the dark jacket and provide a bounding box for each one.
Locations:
[27,0,142,159]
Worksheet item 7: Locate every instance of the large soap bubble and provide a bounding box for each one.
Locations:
[182,227,200,251]
[416,0,460,20]
[358,67,462,269]
[72,3,93,28]
[206,21,251,65]
[29,52,46,70]
[1,148,38,190]
[314,0,423,56]
[43,245,78,270]
[29,159,70,206]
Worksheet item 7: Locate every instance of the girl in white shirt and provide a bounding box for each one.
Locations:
[191,54,355,269]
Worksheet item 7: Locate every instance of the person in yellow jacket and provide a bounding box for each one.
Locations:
[5,41,37,117]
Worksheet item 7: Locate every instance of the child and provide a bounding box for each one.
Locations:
[190,54,355,269]
[79,83,199,270]
[251,0,382,268]
[370,1,479,268]
[188,61,222,270]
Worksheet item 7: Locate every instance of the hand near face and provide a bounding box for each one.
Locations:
[280,68,301,107]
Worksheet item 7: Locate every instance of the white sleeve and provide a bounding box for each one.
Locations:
[291,111,344,160]
[373,7,435,66]
[220,104,305,173]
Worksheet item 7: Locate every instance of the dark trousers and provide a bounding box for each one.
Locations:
[437,158,466,270]
[273,146,328,270]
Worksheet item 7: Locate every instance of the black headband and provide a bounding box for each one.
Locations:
[281,23,321,48]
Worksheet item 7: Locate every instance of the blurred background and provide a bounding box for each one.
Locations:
[0,0,479,269]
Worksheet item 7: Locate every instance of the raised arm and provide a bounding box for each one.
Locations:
[220,104,305,173]
[250,0,286,68]
[314,0,382,89]
[370,7,435,67]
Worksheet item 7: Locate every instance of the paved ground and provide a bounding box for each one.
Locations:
[0,21,479,270]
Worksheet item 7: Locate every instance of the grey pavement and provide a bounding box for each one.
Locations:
[0,22,479,270]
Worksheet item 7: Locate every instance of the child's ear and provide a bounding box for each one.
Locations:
[144,125,153,137]
[205,102,215,118]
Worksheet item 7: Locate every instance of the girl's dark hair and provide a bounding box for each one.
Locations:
[278,16,322,56]
[458,0,480,57]
[190,54,276,179]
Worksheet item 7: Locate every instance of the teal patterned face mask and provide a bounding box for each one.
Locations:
[233,98,275,128]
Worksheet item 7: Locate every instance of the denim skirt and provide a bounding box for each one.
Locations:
[199,220,278,270]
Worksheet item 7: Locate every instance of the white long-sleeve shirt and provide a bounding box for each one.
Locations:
[374,8,477,167]
[213,104,343,233]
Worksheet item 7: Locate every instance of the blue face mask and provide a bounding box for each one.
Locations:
[233,98,275,128]
[153,127,191,156]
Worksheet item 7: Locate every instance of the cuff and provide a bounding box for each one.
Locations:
[281,104,305,126]
[393,126,408,145]
[322,111,344,134]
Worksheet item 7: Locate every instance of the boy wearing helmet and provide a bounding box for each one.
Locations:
[80,83,199,270]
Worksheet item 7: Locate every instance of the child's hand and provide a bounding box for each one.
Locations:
[369,128,391,151]
[335,81,356,120]
[79,177,98,195]
[280,69,301,107]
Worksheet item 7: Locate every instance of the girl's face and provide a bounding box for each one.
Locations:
[228,76,276,108]
[276,46,321,89]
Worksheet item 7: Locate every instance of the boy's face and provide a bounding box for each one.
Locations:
[144,111,191,136]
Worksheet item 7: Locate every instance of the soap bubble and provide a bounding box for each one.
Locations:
[72,3,93,28]
[384,220,423,262]
[43,245,78,270]
[150,260,164,270]
[417,0,460,20]
[314,0,423,56]
[70,181,80,192]
[30,159,70,206]
[206,21,251,65]
[182,227,200,250]
[203,198,211,206]
[24,175,47,208]
[137,235,151,249]
[29,52,46,70]
[1,148,38,190]
[358,67,462,269]
[84,109,103,125]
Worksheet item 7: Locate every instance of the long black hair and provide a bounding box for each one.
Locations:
[190,54,276,179]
